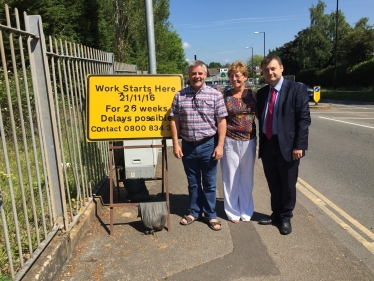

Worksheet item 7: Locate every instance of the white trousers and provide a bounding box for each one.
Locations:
[221,136,256,221]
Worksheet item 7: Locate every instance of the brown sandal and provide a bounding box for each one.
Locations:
[180,215,196,226]
[208,220,222,231]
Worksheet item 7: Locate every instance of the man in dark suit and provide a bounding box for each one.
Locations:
[257,55,311,235]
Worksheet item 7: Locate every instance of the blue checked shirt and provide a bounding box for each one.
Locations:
[170,85,228,142]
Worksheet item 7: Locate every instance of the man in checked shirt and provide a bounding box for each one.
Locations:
[170,60,228,231]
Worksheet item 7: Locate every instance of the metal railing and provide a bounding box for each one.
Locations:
[0,4,136,280]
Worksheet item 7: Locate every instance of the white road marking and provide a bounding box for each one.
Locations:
[328,104,373,110]
[319,116,374,129]
[332,118,374,119]
[311,111,374,114]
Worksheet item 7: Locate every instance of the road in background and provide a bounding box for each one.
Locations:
[297,100,374,272]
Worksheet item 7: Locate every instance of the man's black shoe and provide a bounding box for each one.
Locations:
[258,218,273,225]
[280,222,292,235]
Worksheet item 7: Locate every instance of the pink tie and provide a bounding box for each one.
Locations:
[266,88,277,140]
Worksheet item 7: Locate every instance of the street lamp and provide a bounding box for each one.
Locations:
[254,31,266,58]
[245,47,254,80]
[333,0,339,90]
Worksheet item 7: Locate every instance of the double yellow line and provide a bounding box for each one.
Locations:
[297,177,374,254]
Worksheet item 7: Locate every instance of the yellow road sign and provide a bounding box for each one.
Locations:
[313,86,321,103]
[86,74,183,141]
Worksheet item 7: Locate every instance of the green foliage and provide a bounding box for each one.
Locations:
[339,18,374,66]
[296,68,319,86]
[321,90,374,101]
[97,0,116,52]
[0,274,12,281]
[1,0,188,75]
[270,42,298,75]
[0,142,52,277]
[348,58,374,87]
[0,67,37,140]
[309,0,328,28]
[208,62,222,68]
[298,26,333,69]
[267,0,374,89]
[297,59,374,89]
[316,65,349,87]
[0,65,55,276]
[113,0,187,74]
[246,55,263,68]
[1,0,115,51]
[155,28,188,74]
[0,92,78,276]
[114,0,187,74]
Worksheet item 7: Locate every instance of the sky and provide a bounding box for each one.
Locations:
[168,0,374,66]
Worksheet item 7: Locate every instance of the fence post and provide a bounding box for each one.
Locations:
[26,15,67,229]
[109,53,114,74]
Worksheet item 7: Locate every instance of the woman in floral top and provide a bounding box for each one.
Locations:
[221,60,257,223]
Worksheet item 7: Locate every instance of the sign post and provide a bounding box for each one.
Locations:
[87,74,183,235]
[313,86,321,105]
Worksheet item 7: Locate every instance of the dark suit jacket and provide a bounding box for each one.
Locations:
[257,79,311,162]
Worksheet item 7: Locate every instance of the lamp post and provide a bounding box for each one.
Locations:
[333,0,338,90]
[254,31,266,58]
[245,47,254,80]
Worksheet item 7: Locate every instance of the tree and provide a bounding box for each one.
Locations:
[246,54,263,69]
[208,62,222,68]
[1,0,187,74]
[1,0,115,50]
[298,26,333,69]
[300,1,335,69]
[113,0,187,74]
[245,54,262,77]
[269,0,352,71]
[270,41,299,75]
[309,0,329,30]
[339,17,374,66]
[156,28,188,74]
[153,0,188,74]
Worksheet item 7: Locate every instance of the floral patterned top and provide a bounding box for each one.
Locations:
[224,89,257,140]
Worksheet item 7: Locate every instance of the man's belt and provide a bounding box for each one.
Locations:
[183,135,214,145]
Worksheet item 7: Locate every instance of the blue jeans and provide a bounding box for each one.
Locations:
[181,137,218,220]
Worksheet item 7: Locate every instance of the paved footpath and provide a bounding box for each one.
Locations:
[55,146,374,281]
